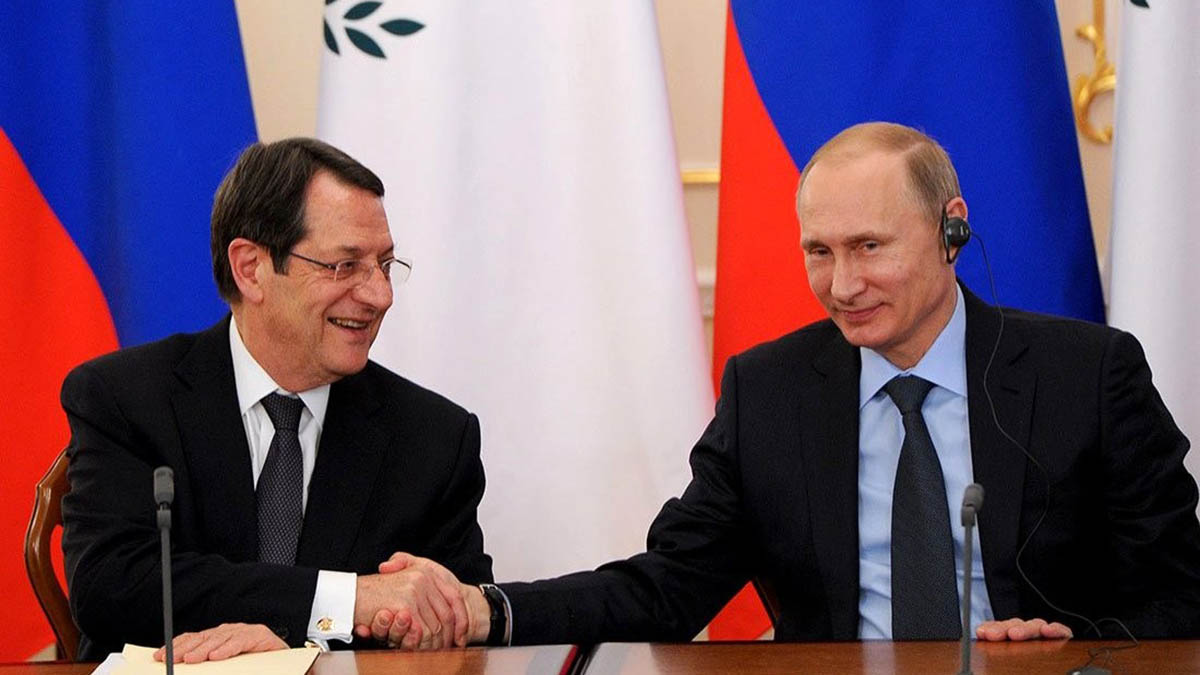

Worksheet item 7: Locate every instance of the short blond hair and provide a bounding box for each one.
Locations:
[797,122,961,222]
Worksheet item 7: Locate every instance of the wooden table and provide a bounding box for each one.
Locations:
[310,645,578,674]
[5,641,1199,674]
[0,645,578,674]
[581,640,1200,674]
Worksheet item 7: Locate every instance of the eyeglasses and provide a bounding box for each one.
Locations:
[287,251,413,286]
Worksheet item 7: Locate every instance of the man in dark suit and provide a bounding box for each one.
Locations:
[376,121,1200,647]
[60,138,490,661]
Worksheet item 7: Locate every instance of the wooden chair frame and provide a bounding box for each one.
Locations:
[24,450,79,661]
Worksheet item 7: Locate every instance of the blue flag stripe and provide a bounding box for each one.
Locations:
[1,2,257,345]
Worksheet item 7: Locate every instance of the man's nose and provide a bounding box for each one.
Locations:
[829,258,865,302]
[353,264,394,309]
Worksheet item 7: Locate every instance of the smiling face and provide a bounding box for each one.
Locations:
[250,170,394,390]
[798,149,958,369]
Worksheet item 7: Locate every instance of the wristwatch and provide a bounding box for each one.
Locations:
[478,583,509,646]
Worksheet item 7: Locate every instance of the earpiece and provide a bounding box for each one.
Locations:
[941,207,971,264]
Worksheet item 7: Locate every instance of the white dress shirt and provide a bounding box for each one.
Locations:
[229,318,356,648]
[856,285,994,638]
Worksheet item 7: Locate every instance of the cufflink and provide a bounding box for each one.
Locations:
[316,617,334,632]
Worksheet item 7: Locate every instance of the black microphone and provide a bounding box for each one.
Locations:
[154,467,175,675]
[958,483,984,675]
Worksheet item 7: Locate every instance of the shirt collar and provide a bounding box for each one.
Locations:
[858,284,967,409]
[229,316,330,427]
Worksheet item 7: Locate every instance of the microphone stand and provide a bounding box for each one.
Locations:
[959,483,984,675]
[155,467,175,675]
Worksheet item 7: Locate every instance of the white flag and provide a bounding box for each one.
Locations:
[317,1,713,578]
[1108,2,1200,492]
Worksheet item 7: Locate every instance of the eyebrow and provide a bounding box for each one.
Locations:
[845,233,887,245]
[334,245,395,258]
[801,231,889,250]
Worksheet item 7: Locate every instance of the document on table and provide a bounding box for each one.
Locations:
[91,644,319,675]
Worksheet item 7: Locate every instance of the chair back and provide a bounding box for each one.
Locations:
[24,450,79,661]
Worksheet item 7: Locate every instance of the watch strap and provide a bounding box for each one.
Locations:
[478,583,508,646]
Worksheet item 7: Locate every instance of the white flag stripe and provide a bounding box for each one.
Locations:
[318,2,712,578]
[1108,2,1200,496]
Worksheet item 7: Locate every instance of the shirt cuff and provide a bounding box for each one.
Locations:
[307,570,357,649]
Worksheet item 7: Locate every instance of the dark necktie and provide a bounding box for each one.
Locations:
[885,375,960,640]
[257,393,305,565]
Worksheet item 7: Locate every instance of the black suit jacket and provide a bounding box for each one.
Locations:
[60,317,492,659]
[501,287,1200,643]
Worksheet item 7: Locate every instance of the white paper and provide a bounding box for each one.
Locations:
[109,644,318,675]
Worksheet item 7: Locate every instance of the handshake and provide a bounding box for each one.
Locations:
[352,552,491,650]
[154,553,487,664]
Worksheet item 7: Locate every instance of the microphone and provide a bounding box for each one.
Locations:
[154,467,175,675]
[958,483,984,675]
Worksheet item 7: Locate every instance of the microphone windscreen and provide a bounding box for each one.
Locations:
[961,483,984,525]
[154,466,175,506]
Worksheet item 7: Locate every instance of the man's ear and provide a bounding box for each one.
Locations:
[945,196,968,222]
[228,238,267,304]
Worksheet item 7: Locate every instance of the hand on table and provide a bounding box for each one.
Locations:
[976,617,1073,641]
[353,552,474,649]
[152,622,287,663]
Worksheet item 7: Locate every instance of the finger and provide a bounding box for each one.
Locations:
[425,585,455,639]
[378,552,416,574]
[1008,618,1047,641]
[371,608,395,643]
[420,623,436,651]
[354,623,372,639]
[414,591,444,645]
[428,618,446,651]
[429,576,469,647]
[387,609,413,649]
[183,630,234,664]
[171,631,205,653]
[208,626,282,661]
[975,621,1005,641]
[169,631,209,662]
[208,634,249,661]
[400,619,423,651]
[976,618,1019,641]
[452,592,469,648]
[1042,621,1073,639]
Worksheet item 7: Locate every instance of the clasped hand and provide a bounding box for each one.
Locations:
[153,553,480,663]
[352,552,485,650]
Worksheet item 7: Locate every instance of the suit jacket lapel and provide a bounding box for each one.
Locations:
[172,316,258,561]
[296,369,387,569]
[803,332,862,639]
[963,287,1034,621]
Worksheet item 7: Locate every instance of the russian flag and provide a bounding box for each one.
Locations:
[0,3,255,659]
[710,1,1102,639]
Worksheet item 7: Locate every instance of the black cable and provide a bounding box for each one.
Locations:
[971,233,1137,662]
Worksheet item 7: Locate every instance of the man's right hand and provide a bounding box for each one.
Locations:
[352,553,472,649]
[363,580,492,650]
[152,623,287,663]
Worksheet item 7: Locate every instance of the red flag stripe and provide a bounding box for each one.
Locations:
[0,127,119,659]
[706,5,829,641]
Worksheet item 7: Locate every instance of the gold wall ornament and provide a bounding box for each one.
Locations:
[681,168,720,185]
[1073,0,1116,144]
